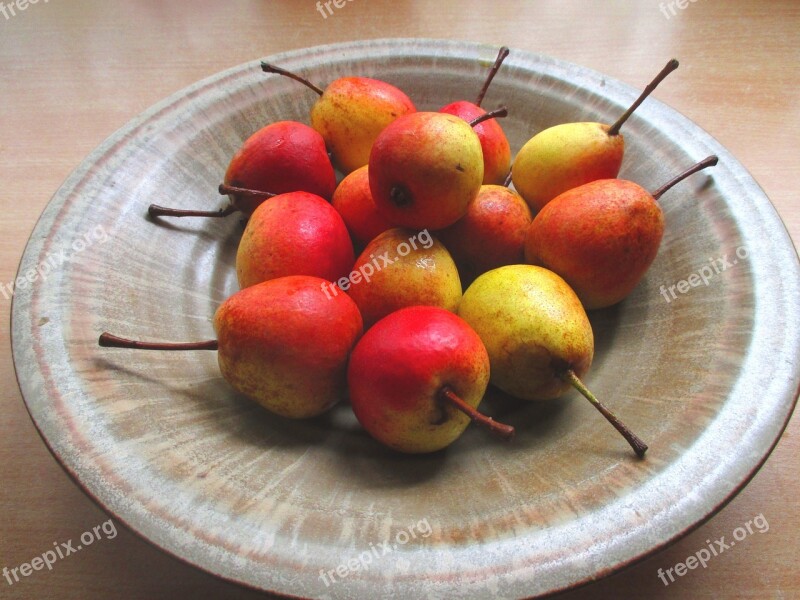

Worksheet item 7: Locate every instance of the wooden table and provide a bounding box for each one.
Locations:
[1,1,797,598]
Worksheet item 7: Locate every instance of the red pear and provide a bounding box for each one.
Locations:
[236,191,354,289]
[440,46,512,185]
[437,184,532,286]
[348,306,514,453]
[149,121,336,219]
[331,165,393,250]
[524,156,718,309]
[99,276,363,418]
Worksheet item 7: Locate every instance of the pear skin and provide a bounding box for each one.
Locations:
[311,77,416,174]
[345,228,461,329]
[512,122,624,212]
[524,179,664,309]
[331,165,393,250]
[348,306,490,453]
[440,101,511,185]
[458,265,593,400]
[223,121,336,214]
[369,112,484,230]
[213,276,363,418]
[436,184,532,286]
[236,192,354,289]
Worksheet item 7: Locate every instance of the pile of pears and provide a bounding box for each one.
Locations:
[103,48,719,458]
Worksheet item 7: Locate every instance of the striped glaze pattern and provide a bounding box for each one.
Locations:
[11,39,800,599]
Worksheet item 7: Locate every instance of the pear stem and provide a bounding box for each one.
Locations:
[261,61,324,96]
[651,155,719,200]
[148,204,237,219]
[607,59,679,136]
[439,386,515,441]
[502,169,513,188]
[469,106,508,128]
[561,369,647,458]
[99,332,218,351]
[218,183,276,199]
[474,46,510,107]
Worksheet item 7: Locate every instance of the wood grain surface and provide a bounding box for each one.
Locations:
[1,1,798,599]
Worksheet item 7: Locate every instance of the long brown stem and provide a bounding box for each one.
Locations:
[261,61,324,96]
[475,46,510,107]
[561,369,647,458]
[607,59,679,136]
[148,204,237,219]
[439,386,515,440]
[99,332,218,351]
[651,155,719,200]
[218,183,276,198]
[469,106,508,128]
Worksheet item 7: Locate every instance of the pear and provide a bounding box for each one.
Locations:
[369,109,506,230]
[525,156,718,309]
[99,275,363,419]
[348,306,514,454]
[436,184,532,286]
[512,59,679,212]
[236,191,354,289]
[331,165,393,251]
[458,264,647,457]
[261,62,416,174]
[148,121,336,219]
[340,228,461,329]
[440,46,512,185]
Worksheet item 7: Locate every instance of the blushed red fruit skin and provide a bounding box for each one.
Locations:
[440,101,512,186]
[524,179,664,309]
[214,276,363,418]
[224,121,336,215]
[347,306,489,451]
[437,185,532,286]
[236,192,354,289]
[331,165,393,250]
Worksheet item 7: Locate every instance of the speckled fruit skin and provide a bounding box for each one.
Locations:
[512,122,624,212]
[369,112,484,230]
[440,100,511,186]
[213,276,363,419]
[347,306,490,454]
[345,228,461,329]
[236,192,354,289]
[458,265,594,401]
[310,77,416,174]
[331,165,393,250]
[524,179,664,310]
[436,185,532,286]
[223,121,336,215]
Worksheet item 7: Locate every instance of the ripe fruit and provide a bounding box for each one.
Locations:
[341,228,461,329]
[236,191,354,289]
[459,264,647,457]
[440,46,512,185]
[348,306,514,453]
[436,184,532,286]
[512,59,679,212]
[261,62,416,173]
[369,109,506,230]
[148,121,336,219]
[331,165,393,250]
[99,276,363,419]
[524,156,718,309]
